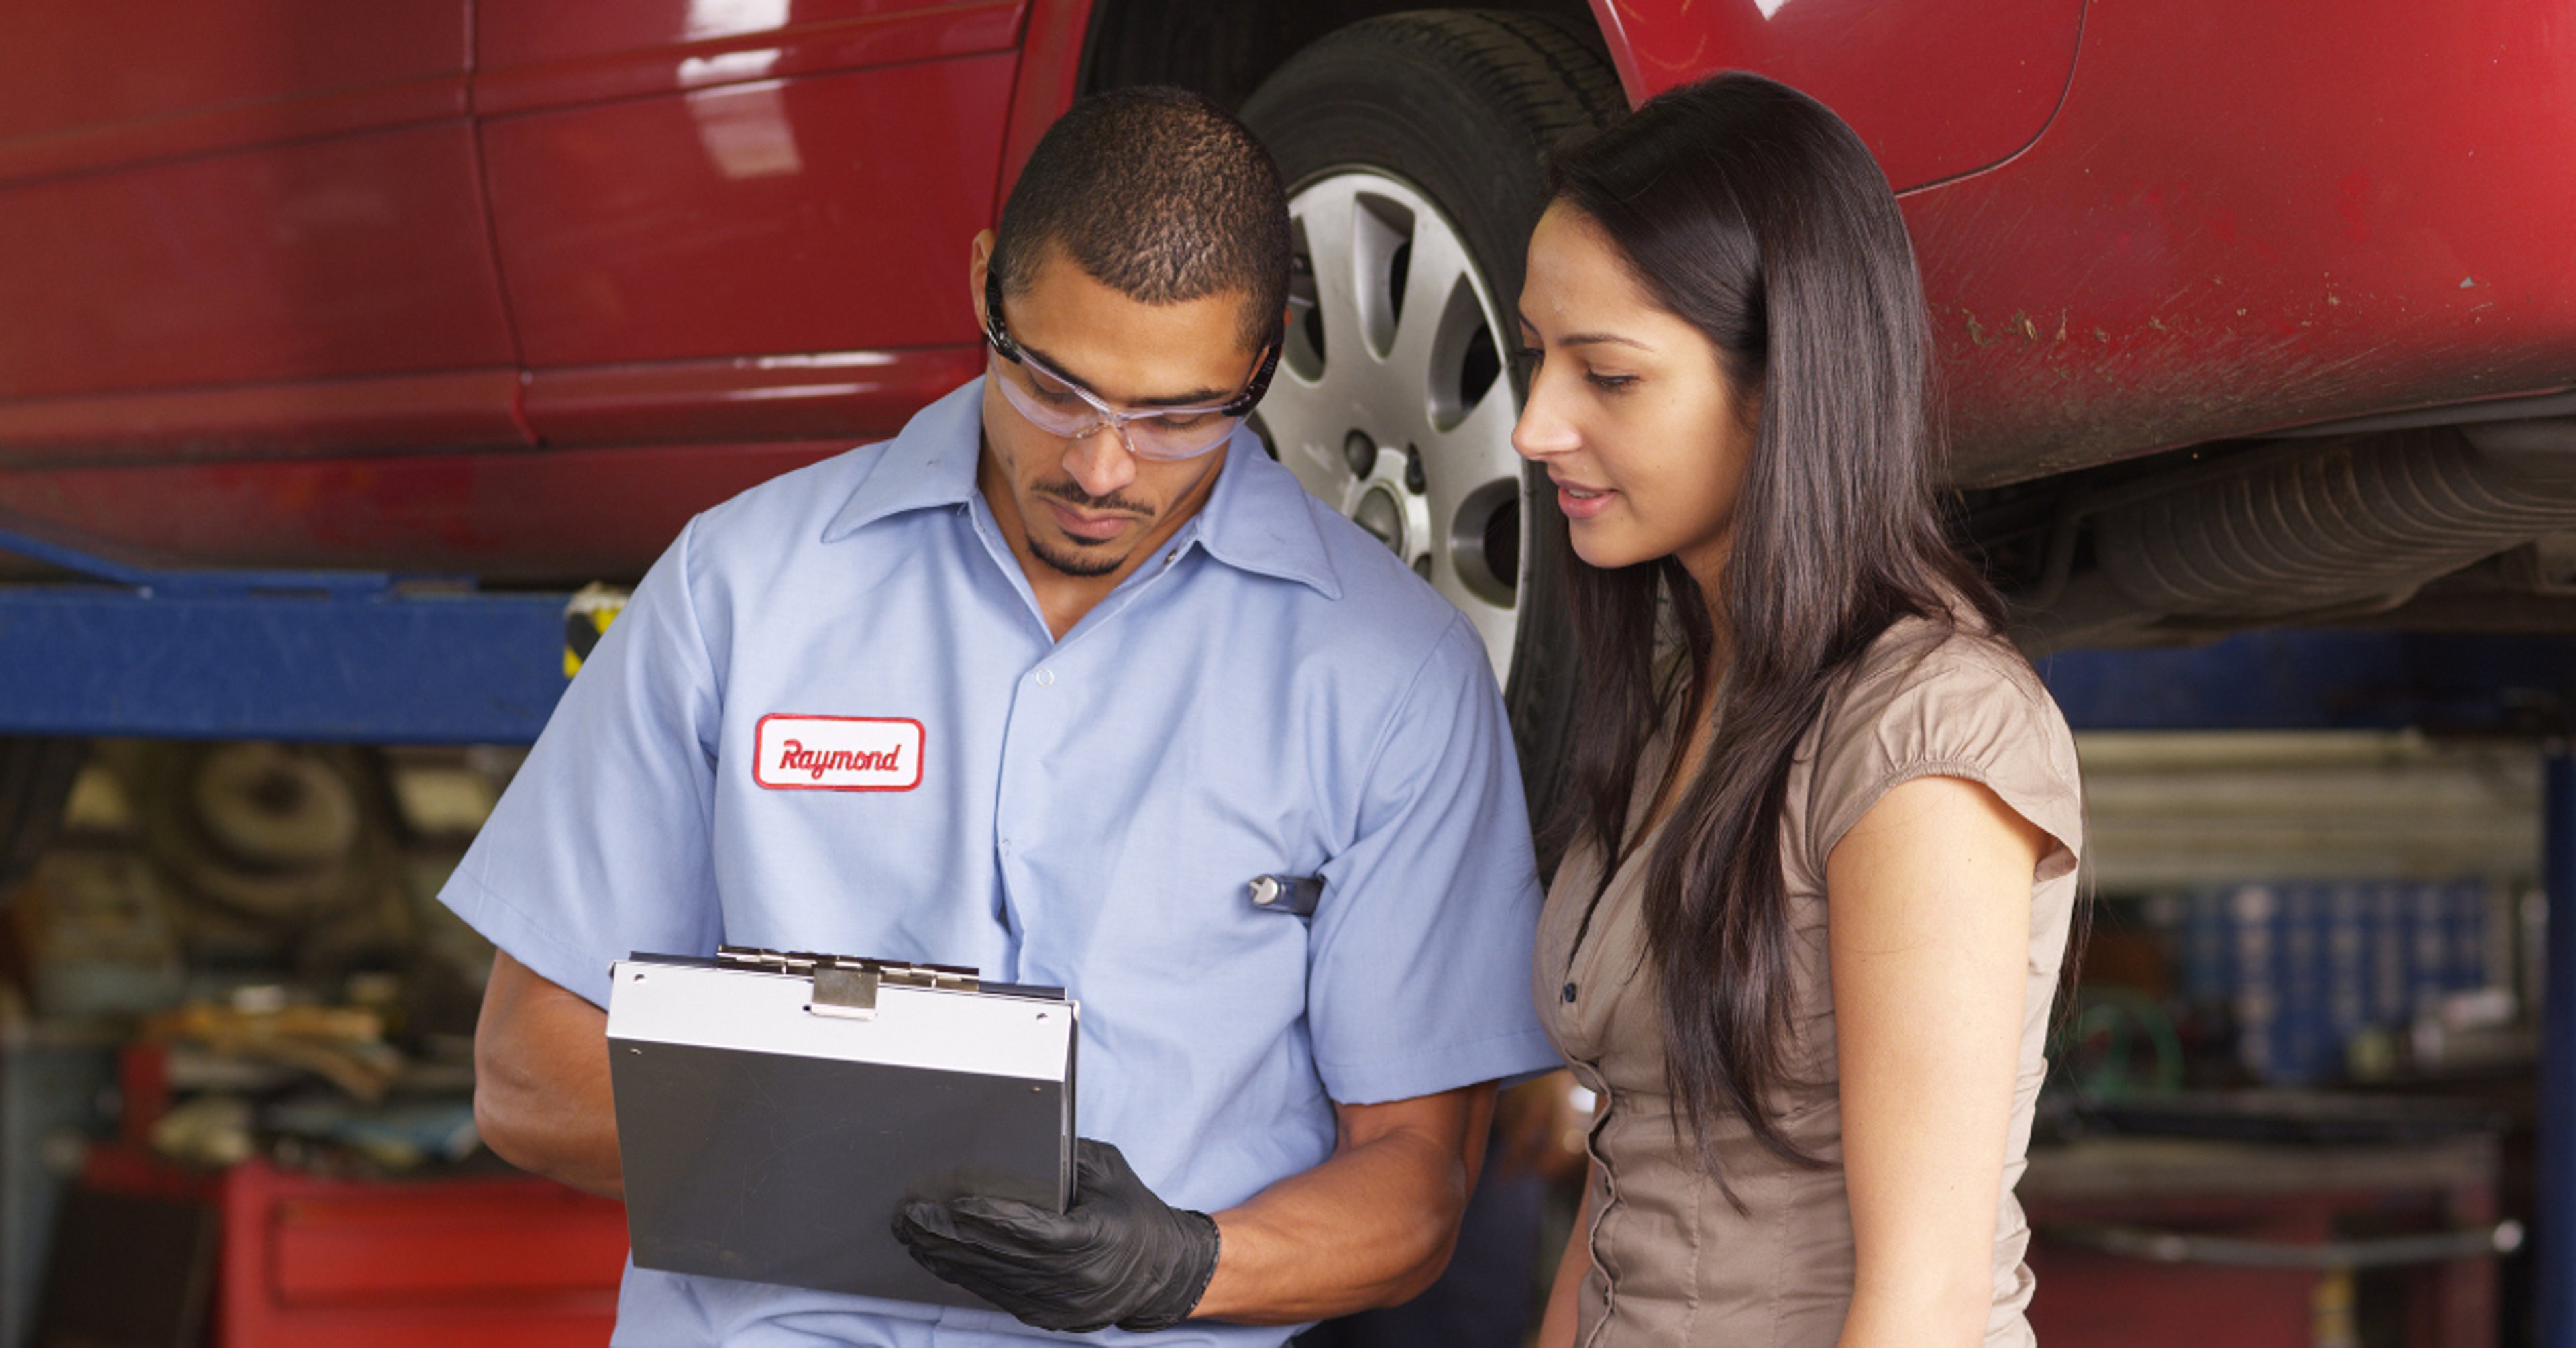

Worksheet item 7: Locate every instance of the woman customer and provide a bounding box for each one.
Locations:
[1517,74,2085,1347]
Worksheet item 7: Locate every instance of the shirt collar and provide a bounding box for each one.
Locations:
[822,378,984,539]
[1189,429,1342,600]
[822,376,1342,601]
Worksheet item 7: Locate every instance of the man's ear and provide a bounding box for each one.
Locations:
[969,229,997,327]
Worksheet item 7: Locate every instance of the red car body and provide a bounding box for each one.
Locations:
[1,0,2569,584]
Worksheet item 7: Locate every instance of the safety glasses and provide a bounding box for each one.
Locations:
[981,264,1280,461]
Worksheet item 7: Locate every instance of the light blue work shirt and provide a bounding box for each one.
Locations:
[441,378,1560,1347]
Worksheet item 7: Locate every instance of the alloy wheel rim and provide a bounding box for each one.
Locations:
[1256,168,1528,686]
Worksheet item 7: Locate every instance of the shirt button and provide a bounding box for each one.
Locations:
[1034,668,1055,686]
[1562,982,1578,1003]
[998,837,1013,856]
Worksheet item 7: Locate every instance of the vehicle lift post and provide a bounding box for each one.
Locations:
[2544,745,2576,1347]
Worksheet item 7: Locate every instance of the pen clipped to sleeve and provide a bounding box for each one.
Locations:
[1246,874,1323,918]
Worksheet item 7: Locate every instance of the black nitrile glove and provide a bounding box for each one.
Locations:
[893,1139,1221,1333]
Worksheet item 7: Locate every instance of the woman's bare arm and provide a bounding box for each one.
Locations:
[1535,1159,1598,1348]
[1827,775,2046,1348]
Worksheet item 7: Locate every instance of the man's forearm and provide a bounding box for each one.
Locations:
[1189,1087,1493,1324]
[472,950,625,1198]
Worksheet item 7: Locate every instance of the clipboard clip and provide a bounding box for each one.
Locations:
[716,945,980,1021]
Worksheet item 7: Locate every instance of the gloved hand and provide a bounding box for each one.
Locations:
[893,1138,1222,1333]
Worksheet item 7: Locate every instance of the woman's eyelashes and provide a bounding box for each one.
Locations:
[1510,344,1637,394]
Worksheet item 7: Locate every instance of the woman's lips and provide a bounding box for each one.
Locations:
[1046,498,1135,541]
[1556,482,1615,520]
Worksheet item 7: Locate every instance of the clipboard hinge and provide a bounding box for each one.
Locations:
[716,946,980,1021]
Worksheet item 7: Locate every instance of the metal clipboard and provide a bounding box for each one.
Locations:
[606,946,1077,1308]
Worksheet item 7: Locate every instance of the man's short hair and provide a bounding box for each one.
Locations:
[995,87,1291,351]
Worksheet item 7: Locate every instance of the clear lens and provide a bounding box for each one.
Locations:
[1128,412,1237,459]
[991,356,1238,460]
[994,361,1099,437]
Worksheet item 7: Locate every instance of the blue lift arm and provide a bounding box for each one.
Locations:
[2039,629,2576,733]
[0,524,573,744]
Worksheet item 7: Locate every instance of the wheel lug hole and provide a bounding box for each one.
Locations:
[1354,486,1405,555]
[1404,444,1426,495]
[1343,431,1378,478]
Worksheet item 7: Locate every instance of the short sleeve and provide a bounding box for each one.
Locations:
[1801,633,2085,891]
[437,518,726,1008]
[1305,614,1566,1104]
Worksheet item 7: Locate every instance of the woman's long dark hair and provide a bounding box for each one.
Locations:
[1542,74,2011,1181]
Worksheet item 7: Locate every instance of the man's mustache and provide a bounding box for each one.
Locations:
[1032,480,1152,517]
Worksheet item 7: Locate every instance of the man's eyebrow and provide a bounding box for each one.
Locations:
[1018,340,1235,409]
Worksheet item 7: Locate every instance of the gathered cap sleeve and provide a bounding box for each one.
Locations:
[1794,621,2086,897]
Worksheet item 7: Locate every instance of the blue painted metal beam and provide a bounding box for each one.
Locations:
[0,521,573,743]
[2543,749,2576,1348]
[0,523,402,599]
[2039,629,2576,733]
[0,585,569,744]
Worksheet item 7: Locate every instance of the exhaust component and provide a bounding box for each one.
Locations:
[2093,421,2576,619]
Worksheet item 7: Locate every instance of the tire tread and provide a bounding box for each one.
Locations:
[1279,11,1628,168]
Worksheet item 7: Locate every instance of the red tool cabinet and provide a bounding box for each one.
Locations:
[2021,1132,2505,1347]
[215,1158,627,1347]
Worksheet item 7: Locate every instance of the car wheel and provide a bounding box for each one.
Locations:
[1240,10,1625,826]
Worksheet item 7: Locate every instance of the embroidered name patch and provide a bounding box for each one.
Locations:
[753,715,924,792]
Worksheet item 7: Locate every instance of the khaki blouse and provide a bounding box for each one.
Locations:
[1533,618,2085,1347]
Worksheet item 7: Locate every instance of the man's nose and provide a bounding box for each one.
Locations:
[1062,426,1141,497]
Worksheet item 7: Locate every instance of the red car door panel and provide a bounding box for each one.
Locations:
[0,1,468,178]
[0,1,522,460]
[476,0,1021,447]
[1902,0,2576,484]
[1592,0,2085,191]
[473,0,1023,116]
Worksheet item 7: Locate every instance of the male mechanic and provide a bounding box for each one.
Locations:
[450,87,1560,1345]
